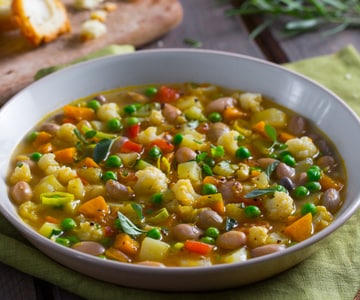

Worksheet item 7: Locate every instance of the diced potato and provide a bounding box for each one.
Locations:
[176,95,202,110]
[57,123,78,145]
[216,130,240,156]
[251,172,269,189]
[221,247,248,264]
[213,161,238,176]
[33,174,65,202]
[177,161,202,184]
[76,167,102,184]
[67,178,85,200]
[138,237,170,262]
[183,106,207,121]
[250,108,287,128]
[39,222,62,238]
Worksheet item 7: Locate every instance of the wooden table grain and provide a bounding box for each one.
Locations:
[1,1,359,299]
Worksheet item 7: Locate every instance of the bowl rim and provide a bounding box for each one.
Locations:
[1,47,359,277]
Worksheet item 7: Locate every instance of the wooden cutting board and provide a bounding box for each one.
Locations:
[0,0,183,105]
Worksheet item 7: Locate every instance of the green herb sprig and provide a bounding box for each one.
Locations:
[224,0,360,38]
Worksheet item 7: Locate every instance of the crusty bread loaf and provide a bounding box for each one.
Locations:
[12,0,71,46]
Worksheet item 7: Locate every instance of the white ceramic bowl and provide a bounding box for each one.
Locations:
[1,49,359,291]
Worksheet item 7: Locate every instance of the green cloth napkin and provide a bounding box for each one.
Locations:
[1,46,359,300]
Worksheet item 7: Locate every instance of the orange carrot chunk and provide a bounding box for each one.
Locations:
[54,147,77,164]
[63,105,96,122]
[283,213,313,242]
[184,240,213,255]
[78,195,109,220]
[112,233,140,256]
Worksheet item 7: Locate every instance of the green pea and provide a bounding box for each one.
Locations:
[148,146,162,159]
[293,185,309,198]
[145,87,158,97]
[202,183,218,195]
[30,152,42,161]
[282,153,296,166]
[151,193,163,205]
[105,155,122,168]
[123,104,137,115]
[172,133,183,145]
[274,184,288,193]
[147,228,162,240]
[235,146,251,159]
[127,117,140,126]
[87,99,101,111]
[307,165,322,181]
[305,181,321,193]
[61,218,77,231]
[204,157,216,167]
[205,227,220,239]
[107,118,123,132]
[102,171,117,181]
[208,112,222,122]
[244,205,261,218]
[200,236,215,245]
[301,202,317,216]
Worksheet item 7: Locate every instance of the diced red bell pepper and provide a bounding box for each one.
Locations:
[149,139,174,153]
[127,123,140,139]
[120,140,143,153]
[153,86,180,103]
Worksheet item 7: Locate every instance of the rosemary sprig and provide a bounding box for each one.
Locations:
[224,0,360,38]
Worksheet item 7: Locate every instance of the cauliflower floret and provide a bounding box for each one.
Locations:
[133,166,169,195]
[38,153,60,175]
[57,123,78,145]
[96,103,120,122]
[9,163,32,184]
[148,109,164,125]
[217,130,240,156]
[171,179,200,205]
[90,9,107,22]
[286,136,318,160]
[18,201,39,223]
[313,205,333,231]
[55,166,77,185]
[247,226,269,248]
[263,191,294,221]
[74,221,104,241]
[237,93,263,112]
[74,0,103,10]
[136,126,164,145]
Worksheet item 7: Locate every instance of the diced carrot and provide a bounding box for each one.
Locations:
[278,131,296,142]
[54,147,77,164]
[319,174,343,191]
[63,105,96,122]
[112,233,140,256]
[120,140,143,153]
[33,131,52,148]
[77,157,99,168]
[194,193,225,215]
[252,121,266,136]
[283,213,313,242]
[184,240,213,255]
[37,142,54,154]
[149,139,174,153]
[223,107,246,122]
[78,195,109,220]
[202,176,220,186]
[45,216,60,224]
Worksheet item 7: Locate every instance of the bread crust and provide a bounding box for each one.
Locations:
[11,0,71,46]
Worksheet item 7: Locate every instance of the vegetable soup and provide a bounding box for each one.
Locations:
[7,83,345,267]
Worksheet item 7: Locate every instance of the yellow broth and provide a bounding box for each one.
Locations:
[7,83,345,267]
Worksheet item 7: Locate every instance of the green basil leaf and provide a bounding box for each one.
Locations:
[117,211,146,237]
[93,138,113,163]
[265,161,280,179]
[244,188,277,199]
[131,203,144,221]
[225,217,238,231]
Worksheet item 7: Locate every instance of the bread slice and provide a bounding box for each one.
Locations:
[12,0,71,46]
[0,0,17,31]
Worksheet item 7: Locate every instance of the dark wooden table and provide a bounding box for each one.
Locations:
[1,1,359,299]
